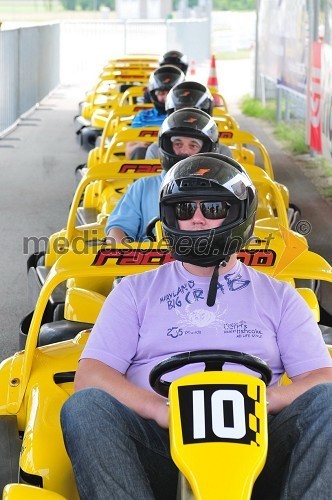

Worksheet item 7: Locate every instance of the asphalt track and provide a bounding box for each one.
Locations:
[0,75,332,362]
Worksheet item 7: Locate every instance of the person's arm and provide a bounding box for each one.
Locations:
[75,358,169,428]
[106,227,128,243]
[105,180,145,240]
[266,280,332,414]
[267,367,332,414]
[145,141,160,159]
[125,141,150,159]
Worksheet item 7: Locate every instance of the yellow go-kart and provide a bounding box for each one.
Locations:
[25,212,332,350]
[76,84,150,151]
[76,54,156,149]
[2,232,332,498]
[27,154,292,332]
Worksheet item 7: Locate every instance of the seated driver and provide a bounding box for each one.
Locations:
[106,107,222,243]
[125,65,185,160]
[145,80,233,160]
[61,153,332,500]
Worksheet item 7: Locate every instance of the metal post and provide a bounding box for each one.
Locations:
[124,20,127,55]
[205,0,212,58]
[285,91,291,122]
[313,0,320,40]
[254,0,261,99]
[261,74,266,107]
[276,86,282,122]
[324,0,331,43]
[306,0,314,147]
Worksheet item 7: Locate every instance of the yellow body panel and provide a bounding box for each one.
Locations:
[1,235,332,496]
[169,371,268,499]
[3,483,66,499]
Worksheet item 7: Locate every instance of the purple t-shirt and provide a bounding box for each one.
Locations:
[81,260,331,389]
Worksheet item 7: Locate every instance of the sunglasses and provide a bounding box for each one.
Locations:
[174,201,230,221]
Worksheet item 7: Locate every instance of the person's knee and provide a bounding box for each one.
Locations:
[307,382,332,407]
[61,388,113,435]
[295,383,332,425]
[61,388,131,429]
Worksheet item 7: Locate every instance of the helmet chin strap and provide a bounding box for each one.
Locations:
[206,257,230,307]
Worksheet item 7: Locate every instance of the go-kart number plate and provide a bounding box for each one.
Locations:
[178,384,259,445]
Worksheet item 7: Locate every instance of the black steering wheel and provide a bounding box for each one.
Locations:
[149,349,272,397]
[145,216,160,241]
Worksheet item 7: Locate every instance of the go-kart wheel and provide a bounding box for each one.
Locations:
[145,216,159,241]
[0,416,21,491]
[149,349,272,397]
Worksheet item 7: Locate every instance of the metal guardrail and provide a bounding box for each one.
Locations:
[0,24,60,136]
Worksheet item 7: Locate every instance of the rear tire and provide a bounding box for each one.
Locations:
[0,416,22,491]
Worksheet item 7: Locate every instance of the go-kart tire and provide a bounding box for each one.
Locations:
[0,416,21,491]
[80,127,103,152]
[288,202,301,230]
[26,251,45,273]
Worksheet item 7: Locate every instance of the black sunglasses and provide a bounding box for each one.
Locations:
[174,201,230,221]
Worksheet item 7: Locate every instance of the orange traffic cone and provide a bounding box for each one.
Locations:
[189,60,196,76]
[207,54,221,105]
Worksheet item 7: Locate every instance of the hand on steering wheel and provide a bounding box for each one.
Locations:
[149,349,272,397]
[145,216,160,241]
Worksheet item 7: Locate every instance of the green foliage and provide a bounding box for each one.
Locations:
[275,120,310,154]
[60,0,114,10]
[212,0,255,9]
[172,0,255,10]
[60,0,76,10]
[274,122,309,155]
[240,95,310,155]
[239,95,276,122]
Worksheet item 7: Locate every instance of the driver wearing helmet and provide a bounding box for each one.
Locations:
[131,65,185,129]
[106,108,220,243]
[145,80,233,159]
[62,153,332,500]
[143,50,189,104]
[126,65,185,160]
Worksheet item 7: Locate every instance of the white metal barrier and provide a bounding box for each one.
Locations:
[0,24,60,136]
[60,18,210,86]
[0,19,210,135]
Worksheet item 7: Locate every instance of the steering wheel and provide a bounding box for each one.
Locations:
[145,216,160,241]
[149,349,272,397]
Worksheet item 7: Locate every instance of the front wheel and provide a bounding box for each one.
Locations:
[0,416,22,491]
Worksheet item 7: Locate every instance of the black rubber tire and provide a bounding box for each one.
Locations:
[0,416,21,491]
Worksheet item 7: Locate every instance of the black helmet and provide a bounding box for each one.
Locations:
[165,81,214,116]
[148,65,185,113]
[159,50,188,74]
[158,108,219,171]
[159,153,257,268]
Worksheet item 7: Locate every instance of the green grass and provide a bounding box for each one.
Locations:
[239,95,332,202]
[239,95,310,154]
[274,122,310,154]
[215,49,251,60]
[240,95,276,122]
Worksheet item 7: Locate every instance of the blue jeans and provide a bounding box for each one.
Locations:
[61,384,332,500]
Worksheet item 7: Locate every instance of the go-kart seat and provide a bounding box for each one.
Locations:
[37,287,107,346]
[28,264,67,322]
[76,207,99,226]
[130,145,149,159]
[38,320,93,347]
[319,324,332,345]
